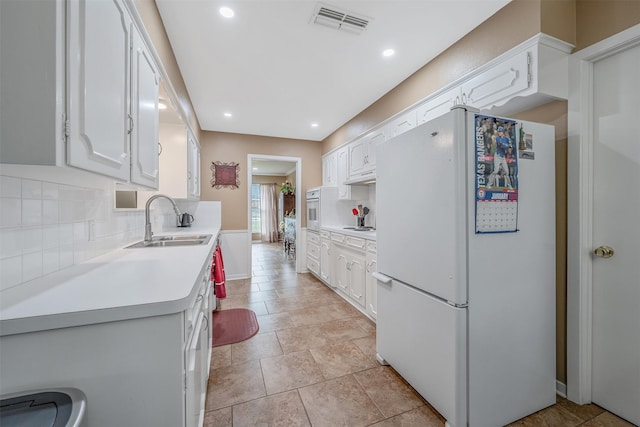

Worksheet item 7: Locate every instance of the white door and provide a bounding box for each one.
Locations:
[67,0,131,180]
[591,42,640,425]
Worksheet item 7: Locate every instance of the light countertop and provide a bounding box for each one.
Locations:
[0,224,220,336]
[321,225,377,241]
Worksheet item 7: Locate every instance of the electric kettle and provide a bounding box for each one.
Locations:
[178,213,194,227]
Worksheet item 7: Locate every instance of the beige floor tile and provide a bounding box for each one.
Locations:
[260,350,325,395]
[582,411,637,427]
[354,366,425,418]
[223,281,261,295]
[203,407,232,427]
[256,312,295,334]
[230,331,283,364]
[232,390,311,427]
[276,324,332,353]
[353,334,377,361]
[298,374,384,427]
[310,341,378,379]
[205,360,266,410]
[210,345,231,369]
[370,405,445,427]
[353,316,377,334]
[288,304,348,327]
[318,317,371,342]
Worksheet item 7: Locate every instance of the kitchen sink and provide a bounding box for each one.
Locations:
[126,234,212,248]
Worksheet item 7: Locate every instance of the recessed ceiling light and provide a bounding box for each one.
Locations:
[252,167,258,171]
[219,7,234,18]
[382,48,395,58]
[223,112,232,118]
[158,102,167,110]
[311,123,319,128]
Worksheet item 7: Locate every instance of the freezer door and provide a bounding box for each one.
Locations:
[376,276,467,427]
[377,108,468,304]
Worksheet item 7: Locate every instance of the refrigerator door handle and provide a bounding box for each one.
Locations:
[372,272,392,285]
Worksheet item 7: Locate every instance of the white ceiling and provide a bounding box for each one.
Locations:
[251,159,297,176]
[155,0,511,141]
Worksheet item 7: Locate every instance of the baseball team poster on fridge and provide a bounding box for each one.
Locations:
[474,114,519,233]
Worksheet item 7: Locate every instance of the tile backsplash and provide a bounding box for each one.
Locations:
[0,173,194,290]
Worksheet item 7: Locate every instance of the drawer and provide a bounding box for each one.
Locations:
[331,232,346,244]
[307,256,320,275]
[308,231,320,245]
[345,236,365,250]
[307,241,320,260]
[320,230,331,239]
[366,241,377,254]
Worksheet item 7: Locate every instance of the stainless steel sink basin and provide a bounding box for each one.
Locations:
[126,234,212,248]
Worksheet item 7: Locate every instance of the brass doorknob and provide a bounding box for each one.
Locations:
[594,246,615,258]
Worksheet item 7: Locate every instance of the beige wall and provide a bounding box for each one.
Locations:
[134,0,201,140]
[576,0,640,51]
[200,132,321,230]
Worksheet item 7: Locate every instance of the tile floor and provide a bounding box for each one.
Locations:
[204,243,634,427]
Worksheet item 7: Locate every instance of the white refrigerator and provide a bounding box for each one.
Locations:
[374,106,556,427]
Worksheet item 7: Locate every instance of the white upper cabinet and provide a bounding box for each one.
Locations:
[0,0,161,189]
[416,86,460,126]
[130,25,160,188]
[322,151,338,187]
[187,131,201,199]
[336,146,350,199]
[156,123,200,200]
[67,0,132,181]
[387,110,417,139]
[347,127,386,183]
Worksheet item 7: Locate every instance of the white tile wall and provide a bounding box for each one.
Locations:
[0,174,152,290]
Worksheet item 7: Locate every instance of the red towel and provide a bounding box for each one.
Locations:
[212,244,226,299]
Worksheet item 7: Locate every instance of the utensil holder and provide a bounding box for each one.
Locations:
[357,216,365,228]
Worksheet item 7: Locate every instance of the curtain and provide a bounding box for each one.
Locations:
[260,184,279,243]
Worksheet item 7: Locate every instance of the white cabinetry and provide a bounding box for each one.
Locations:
[320,230,332,286]
[387,110,417,139]
[306,231,320,276]
[130,25,160,188]
[322,152,338,187]
[365,241,378,320]
[330,233,366,309]
[346,128,386,184]
[336,146,351,200]
[0,0,160,189]
[157,125,200,200]
[187,131,201,199]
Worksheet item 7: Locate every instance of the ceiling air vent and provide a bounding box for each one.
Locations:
[310,3,371,35]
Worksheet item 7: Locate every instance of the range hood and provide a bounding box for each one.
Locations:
[344,174,376,185]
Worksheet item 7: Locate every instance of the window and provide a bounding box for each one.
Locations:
[251,184,261,233]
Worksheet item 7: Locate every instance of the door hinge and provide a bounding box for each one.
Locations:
[527,52,532,86]
[63,117,70,140]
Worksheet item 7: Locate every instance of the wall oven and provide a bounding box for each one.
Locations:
[306,188,320,232]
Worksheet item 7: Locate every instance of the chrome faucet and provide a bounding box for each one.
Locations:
[144,194,182,242]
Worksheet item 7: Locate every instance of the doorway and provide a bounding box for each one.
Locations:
[567,24,640,425]
[247,154,303,274]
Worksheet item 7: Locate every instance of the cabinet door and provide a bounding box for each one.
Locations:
[130,26,159,189]
[334,247,349,295]
[320,239,332,286]
[67,0,131,180]
[322,152,337,187]
[460,50,530,110]
[388,110,417,139]
[416,87,460,126]
[348,139,368,178]
[348,253,366,308]
[365,253,377,320]
[364,128,386,170]
[187,133,200,199]
[336,147,351,200]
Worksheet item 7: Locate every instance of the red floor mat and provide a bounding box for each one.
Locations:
[212,308,259,347]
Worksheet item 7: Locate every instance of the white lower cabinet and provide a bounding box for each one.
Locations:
[320,236,332,285]
[365,241,378,320]
[306,231,321,276]
[327,232,370,313]
[0,247,214,427]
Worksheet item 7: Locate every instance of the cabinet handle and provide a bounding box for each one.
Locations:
[128,114,134,134]
[158,142,163,156]
[197,294,203,302]
[203,315,209,330]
